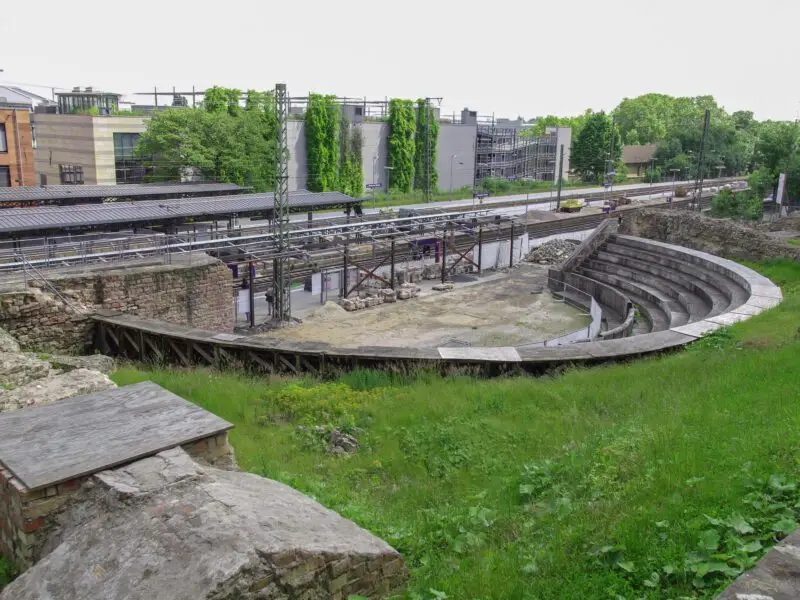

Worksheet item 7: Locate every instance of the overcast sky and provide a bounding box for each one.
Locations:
[2,0,798,121]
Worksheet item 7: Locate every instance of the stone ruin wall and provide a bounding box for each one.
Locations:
[622,209,800,262]
[0,432,236,568]
[0,255,234,354]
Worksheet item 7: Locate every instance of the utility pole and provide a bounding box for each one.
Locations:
[272,83,291,325]
[693,109,711,212]
[423,98,433,203]
[555,144,565,211]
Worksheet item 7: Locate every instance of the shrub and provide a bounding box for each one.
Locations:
[711,190,763,221]
[258,382,381,429]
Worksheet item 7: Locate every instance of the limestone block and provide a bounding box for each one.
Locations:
[1,448,406,600]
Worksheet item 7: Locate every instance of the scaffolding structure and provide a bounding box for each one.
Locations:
[474,118,559,185]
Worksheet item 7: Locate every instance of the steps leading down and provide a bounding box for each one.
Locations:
[572,234,759,338]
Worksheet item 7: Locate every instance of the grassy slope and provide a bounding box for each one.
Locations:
[111,260,800,600]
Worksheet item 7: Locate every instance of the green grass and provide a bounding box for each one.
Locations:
[0,558,16,590]
[788,239,800,246]
[111,259,800,600]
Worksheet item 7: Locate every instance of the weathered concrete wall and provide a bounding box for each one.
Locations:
[287,120,307,192]
[621,209,800,262]
[437,123,476,191]
[361,122,389,191]
[0,254,233,353]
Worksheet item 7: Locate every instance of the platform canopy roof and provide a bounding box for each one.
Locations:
[0,190,360,237]
[0,182,252,206]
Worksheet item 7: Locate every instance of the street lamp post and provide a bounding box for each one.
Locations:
[449,154,457,193]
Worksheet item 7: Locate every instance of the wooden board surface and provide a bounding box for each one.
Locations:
[0,381,232,491]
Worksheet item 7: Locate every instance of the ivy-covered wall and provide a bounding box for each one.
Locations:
[414,98,440,191]
[305,93,340,192]
[387,99,416,193]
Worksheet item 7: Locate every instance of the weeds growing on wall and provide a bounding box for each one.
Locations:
[387,99,416,193]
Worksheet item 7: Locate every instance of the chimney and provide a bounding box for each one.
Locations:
[72,86,81,92]
[85,87,93,93]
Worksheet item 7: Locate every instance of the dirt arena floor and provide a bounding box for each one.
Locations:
[261,264,588,348]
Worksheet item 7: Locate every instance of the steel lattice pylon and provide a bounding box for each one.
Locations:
[272,83,291,324]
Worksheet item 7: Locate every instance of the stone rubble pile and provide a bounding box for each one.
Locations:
[340,283,418,311]
[0,327,116,414]
[396,283,420,300]
[524,239,580,265]
[431,282,455,292]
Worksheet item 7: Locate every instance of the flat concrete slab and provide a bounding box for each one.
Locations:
[0,382,232,491]
[730,303,765,316]
[438,347,521,362]
[744,295,782,309]
[671,320,723,338]
[707,312,750,326]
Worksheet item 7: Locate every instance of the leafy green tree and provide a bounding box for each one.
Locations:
[524,110,593,139]
[732,110,756,131]
[387,99,416,193]
[136,89,277,191]
[203,86,242,116]
[613,93,674,144]
[748,167,776,200]
[570,112,622,183]
[755,121,799,172]
[414,99,439,191]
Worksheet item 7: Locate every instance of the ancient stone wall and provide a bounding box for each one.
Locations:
[0,431,236,568]
[621,209,800,262]
[0,254,233,353]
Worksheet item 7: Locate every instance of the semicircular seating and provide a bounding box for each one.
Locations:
[569,234,764,337]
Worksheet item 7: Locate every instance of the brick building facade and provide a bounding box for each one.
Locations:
[0,108,36,187]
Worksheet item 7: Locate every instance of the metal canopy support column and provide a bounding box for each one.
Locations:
[272,83,292,325]
[342,245,349,299]
[477,226,483,275]
[440,233,447,283]
[390,239,396,289]
[509,222,515,268]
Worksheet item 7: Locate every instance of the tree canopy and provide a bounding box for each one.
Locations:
[136,87,278,191]
[570,112,622,183]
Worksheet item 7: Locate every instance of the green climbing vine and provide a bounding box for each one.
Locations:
[387,99,416,193]
[338,122,364,197]
[305,93,340,192]
[414,98,439,192]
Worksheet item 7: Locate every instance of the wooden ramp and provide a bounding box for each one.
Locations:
[0,382,232,492]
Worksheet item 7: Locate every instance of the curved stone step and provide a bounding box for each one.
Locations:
[585,257,711,322]
[577,267,674,331]
[593,249,725,317]
[602,241,749,312]
[611,235,752,308]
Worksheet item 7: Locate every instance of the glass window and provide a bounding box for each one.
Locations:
[0,124,7,152]
[0,166,11,187]
[113,132,140,160]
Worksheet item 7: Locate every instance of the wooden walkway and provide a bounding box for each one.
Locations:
[0,382,232,491]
